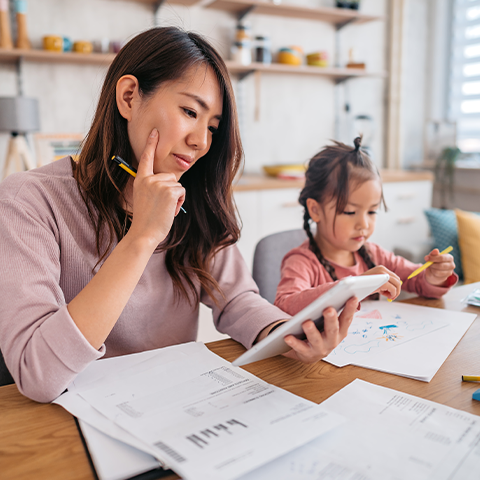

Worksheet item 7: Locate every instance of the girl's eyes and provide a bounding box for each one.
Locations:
[342,210,378,215]
[208,126,218,134]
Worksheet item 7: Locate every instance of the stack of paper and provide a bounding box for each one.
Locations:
[323,301,477,381]
[240,379,480,480]
[54,342,345,480]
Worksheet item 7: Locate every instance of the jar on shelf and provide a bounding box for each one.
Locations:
[231,40,252,65]
[235,23,251,42]
[254,36,272,64]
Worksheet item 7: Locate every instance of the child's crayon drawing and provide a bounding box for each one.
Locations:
[356,309,383,320]
[324,301,448,367]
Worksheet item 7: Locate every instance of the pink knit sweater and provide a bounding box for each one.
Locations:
[275,240,458,316]
[0,158,287,402]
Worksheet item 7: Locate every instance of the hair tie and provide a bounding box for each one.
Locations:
[353,136,362,152]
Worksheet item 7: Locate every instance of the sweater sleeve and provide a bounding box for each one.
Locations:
[0,197,104,403]
[200,245,290,349]
[367,243,458,299]
[274,250,339,316]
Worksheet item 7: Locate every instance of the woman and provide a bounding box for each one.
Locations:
[0,27,358,403]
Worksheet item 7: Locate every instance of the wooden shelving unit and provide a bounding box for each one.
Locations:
[131,0,382,26]
[225,61,386,81]
[0,49,386,81]
[204,0,381,25]
[0,48,115,65]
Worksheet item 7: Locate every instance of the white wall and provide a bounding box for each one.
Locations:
[0,0,387,173]
[398,0,452,168]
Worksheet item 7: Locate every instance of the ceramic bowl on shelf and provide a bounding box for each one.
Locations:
[73,41,93,54]
[277,47,303,66]
[306,51,328,67]
[263,164,306,177]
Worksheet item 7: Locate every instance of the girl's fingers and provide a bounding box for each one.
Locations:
[136,129,158,178]
[378,281,398,299]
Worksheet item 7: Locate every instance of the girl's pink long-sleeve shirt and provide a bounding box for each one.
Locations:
[274,240,458,316]
[0,158,288,403]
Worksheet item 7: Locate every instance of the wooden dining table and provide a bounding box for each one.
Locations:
[2,282,480,480]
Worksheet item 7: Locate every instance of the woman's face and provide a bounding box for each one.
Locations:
[120,65,223,181]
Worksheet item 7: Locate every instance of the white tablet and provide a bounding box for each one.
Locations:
[232,274,389,367]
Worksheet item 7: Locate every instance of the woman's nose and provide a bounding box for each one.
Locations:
[187,126,208,151]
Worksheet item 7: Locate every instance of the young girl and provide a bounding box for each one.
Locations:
[274,137,457,316]
[0,27,358,402]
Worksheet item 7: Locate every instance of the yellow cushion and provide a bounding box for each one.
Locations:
[455,209,480,284]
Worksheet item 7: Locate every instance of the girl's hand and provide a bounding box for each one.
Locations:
[128,129,186,247]
[361,265,402,301]
[424,249,456,286]
[282,297,359,364]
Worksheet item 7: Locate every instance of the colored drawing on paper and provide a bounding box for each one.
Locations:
[379,324,397,332]
[403,321,434,331]
[375,324,402,342]
[344,340,382,354]
[356,309,382,320]
[323,301,448,367]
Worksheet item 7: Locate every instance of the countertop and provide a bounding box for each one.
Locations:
[233,169,434,192]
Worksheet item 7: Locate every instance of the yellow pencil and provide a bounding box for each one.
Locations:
[111,155,187,214]
[112,155,138,177]
[462,375,480,382]
[407,246,453,280]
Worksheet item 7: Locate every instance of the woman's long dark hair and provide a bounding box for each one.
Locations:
[74,27,242,305]
[299,137,386,281]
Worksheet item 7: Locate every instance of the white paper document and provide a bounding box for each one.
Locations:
[324,301,449,367]
[240,379,480,480]
[78,420,162,480]
[55,342,345,480]
[323,301,476,381]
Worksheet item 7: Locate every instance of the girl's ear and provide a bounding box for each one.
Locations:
[116,75,140,122]
[306,198,322,223]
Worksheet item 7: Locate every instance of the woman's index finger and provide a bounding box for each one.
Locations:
[136,129,158,177]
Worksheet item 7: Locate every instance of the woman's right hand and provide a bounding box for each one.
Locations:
[128,129,186,248]
[361,265,402,301]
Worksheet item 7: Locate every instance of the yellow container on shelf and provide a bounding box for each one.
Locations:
[73,41,93,54]
[306,51,328,67]
[277,46,303,66]
[43,35,63,52]
[263,164,306,177]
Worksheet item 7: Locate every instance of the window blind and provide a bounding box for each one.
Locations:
[450,0,480,152]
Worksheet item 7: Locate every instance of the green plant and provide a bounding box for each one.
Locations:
[434,146,461,209]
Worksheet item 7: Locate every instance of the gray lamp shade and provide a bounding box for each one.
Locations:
[0,97,40,134]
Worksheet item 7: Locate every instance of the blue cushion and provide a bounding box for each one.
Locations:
[424,208,463,278]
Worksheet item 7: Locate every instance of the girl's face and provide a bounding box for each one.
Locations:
[118,65,223,181]
[309,179,382,259]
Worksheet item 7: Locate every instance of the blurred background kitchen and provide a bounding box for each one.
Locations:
[0,0,479,341]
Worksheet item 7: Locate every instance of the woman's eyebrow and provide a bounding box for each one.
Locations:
[180,92,222,120]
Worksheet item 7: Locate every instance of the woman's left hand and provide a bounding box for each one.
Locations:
[283,296,359,364]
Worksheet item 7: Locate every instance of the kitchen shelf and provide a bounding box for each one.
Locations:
[131,0,199,5]
[225,61,386,81]
[0,48,115,65]
[203,0,381,26]
[0,49,385,82]
[132,0,382,26]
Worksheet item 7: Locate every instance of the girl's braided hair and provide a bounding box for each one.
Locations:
[299,136,386,282]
